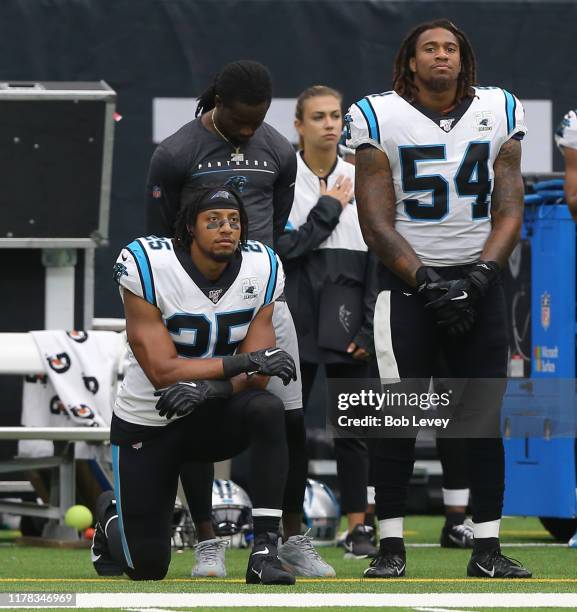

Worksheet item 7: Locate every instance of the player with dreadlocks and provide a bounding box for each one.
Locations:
[145,60,335,579]
[345,19,532,578]
[394,22,480,553]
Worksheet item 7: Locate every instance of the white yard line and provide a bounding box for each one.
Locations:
[413,607,477,612]
[406,543,565,548]
[68,592,577,608]
[2,593,577,609]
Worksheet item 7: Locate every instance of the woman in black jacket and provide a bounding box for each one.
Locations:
[277,86,379,559]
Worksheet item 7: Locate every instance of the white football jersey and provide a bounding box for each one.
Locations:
[345,87,527,266]
[555,109,577,152]
[289,153,367,252]
[113,236,284,426]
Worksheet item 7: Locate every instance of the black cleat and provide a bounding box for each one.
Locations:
[467,548,532,578]
[343,525,378,559]
[440,519,474,549]
[246,532,295,585]
[363,551,406,578]
[91,491,123,577]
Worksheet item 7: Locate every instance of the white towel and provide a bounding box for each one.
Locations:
[18,330,121,459]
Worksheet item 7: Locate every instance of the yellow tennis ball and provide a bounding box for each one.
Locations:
[64,505,93,530]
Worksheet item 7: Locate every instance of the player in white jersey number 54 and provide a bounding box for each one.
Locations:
[346,19,531,580]
[92,185,297,585]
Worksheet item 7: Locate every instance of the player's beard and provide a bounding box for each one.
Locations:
[423,74,456,93]
[211,250,235,263]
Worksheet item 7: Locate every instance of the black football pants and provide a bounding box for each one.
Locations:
[371,276,508,525]
[109,389,287,580]
[301,361,370,515]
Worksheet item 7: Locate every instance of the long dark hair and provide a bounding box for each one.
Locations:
[174,185,249,250]
[393,19,477,103]
[195,60,272,117]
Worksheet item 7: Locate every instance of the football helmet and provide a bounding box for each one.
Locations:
[302,478,340,546]
[171,496,196,550]
[212,479,253,548]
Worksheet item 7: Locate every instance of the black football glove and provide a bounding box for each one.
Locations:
[416,266,475,337]
[222,348,297,386]
[467,260,500,301]
[154,380,233,419]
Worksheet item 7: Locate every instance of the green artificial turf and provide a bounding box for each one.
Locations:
[0,515,574,597]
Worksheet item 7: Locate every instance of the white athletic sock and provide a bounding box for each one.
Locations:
[378,517,403,539]
[442,487,470,507]
[473,519,501,539]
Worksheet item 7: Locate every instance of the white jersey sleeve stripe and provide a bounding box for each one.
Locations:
[355,98,380,142]
[126,239,156,306]
[263,245,278,305]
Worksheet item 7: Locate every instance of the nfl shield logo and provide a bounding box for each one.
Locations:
[540,292,551,330]
[152,185,162,199]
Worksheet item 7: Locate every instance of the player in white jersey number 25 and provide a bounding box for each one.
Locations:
[346,19,531,580]
[92,185,297,585]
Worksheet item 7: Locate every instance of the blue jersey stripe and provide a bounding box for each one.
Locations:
[503,89,516,134]
[356,98,380,142]
[111,444,134,569]
[264,246,278,305]
[126,240,156,306]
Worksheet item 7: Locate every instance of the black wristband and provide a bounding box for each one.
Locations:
[222,353,252,378]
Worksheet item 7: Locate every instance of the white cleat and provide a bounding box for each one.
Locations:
[191,537,229,578]
[277,532,336,577]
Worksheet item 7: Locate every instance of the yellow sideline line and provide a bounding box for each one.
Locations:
[1,577,577,583]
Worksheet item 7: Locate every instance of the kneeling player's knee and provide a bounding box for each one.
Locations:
[128,558,169,581]
[126,545,170,581]
[248,392,285,428]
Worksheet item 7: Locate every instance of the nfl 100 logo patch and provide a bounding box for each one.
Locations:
[439,118,455,132]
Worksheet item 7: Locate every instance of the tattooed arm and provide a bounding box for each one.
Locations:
[563,146,577,221]
[480,138,524,266]
[355,145,422,286]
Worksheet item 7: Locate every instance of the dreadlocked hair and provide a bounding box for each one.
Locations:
[174,185,249,251]
[195,60,272,117]
[393,19,477,104]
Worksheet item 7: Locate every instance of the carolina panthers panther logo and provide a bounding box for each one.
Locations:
[113,262,128,285]
[225,175,248,193]
[343,113,353,140]
[47,352,71,374]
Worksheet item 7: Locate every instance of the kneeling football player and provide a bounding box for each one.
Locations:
[92,185,296,584]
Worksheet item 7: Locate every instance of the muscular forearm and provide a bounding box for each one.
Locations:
[564,154,577,220]
[355,145,422,286]
[231,373,269,392]
[482,138,524,267]
[480,216,522,267]
[363,224,422,286]
[138,353,226,389]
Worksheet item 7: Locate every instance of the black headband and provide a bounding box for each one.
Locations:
[196,188,241,213]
